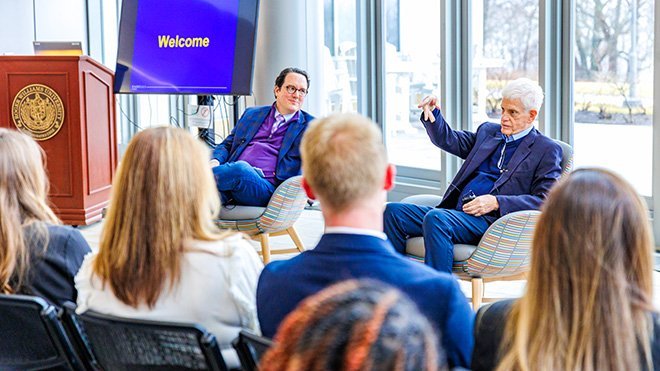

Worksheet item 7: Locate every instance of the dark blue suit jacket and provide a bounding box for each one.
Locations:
[256,233,475,368]
[19,223,91,307]
[423,109,562,215]
[211,105,314,184]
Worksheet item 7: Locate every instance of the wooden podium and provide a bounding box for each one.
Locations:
[0,56,117,225]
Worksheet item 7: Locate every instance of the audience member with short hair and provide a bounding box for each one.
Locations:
[75,127,263,368]
[0,128,90,306]
[256,113,474,368]
[261,279,446,371]
[472,168,659,371]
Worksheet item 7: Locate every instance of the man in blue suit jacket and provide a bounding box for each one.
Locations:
[384,78,563,273]
[210,67,314,206]
[257,113,475,368]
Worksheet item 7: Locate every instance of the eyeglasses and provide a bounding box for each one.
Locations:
[284,85,308,96]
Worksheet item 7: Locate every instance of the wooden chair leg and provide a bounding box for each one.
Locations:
[471,278,484,309]
[260,234,271,263]
[287,227,305,252]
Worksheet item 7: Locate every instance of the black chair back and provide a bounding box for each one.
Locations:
[232,330,273,371]
[0,294,81,370]
[75,310,228,371]
[59,302,100,370]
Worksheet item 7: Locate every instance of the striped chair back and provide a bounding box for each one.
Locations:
[215,176,308,263]
[555,139,574,177]
[216,176,307,235]
[460,210,540,278]
[258,176,308,234]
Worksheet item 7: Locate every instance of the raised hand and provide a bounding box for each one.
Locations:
[417,95,441,123]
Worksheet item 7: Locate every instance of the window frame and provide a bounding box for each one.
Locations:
[362,0,659,242]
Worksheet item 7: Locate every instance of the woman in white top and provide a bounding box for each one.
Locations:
[75,126,262,368]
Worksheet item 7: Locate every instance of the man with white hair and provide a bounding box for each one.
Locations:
[384,78,563,273]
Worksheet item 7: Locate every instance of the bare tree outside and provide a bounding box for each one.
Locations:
[574,0,654,125]
[483,0,539,76]
[475,0,654,125]
[473,0,540,124]
[472,0,654,194]
[321,0,654,193]
[573,0,654,195]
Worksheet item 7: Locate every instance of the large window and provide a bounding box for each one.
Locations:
[323,0,358,114]
[383,0,442,171]
[327,0,659,242]
[573,0,654,196]
[471,0,540,130]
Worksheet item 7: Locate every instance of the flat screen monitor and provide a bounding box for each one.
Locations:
[114,0,260,95]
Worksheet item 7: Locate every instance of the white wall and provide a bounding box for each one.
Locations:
[0,1,35,55]
[252,0,324,115]
[0,0,88,55]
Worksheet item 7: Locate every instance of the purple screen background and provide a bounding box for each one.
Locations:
[130,0,239,93]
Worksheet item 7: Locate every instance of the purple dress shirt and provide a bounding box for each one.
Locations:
[237,105,299,184]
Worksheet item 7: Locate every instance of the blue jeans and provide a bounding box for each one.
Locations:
[383,202,490,273]
[213,161,276,207]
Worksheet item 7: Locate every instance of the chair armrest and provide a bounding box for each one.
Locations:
[464,210,540,278]
[259,176,307,233]
[400,194,443,207]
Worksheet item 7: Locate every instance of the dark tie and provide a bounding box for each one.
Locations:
[497,138,508,173]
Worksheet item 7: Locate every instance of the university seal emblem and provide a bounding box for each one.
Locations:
[11,84,65,141]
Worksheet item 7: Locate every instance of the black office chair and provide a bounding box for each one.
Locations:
[231,330,273,371]
[68,309,229,371]
[0,294,82,370]
[59,302,100,371]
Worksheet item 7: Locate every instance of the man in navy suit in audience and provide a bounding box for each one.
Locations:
[256,113,475,368]
[384,78,563,273]
[210,67,314,206]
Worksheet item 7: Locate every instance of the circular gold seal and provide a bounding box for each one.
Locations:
[11,84,65,141]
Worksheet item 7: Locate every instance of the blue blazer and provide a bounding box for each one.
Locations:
[423,109,562,215]
[23,224,91,307]
[256,233,475,368]
[211,105,314,184]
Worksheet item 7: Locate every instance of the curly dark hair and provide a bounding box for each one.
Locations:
[274,67,310,89]
[260,279,445,371]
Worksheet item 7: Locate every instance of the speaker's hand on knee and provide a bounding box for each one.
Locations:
[209,159,220,168]
[462,195,499,217]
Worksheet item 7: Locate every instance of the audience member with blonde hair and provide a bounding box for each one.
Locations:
[261,279,445,371]
[0,128,91,306]
[75,127,263,367]
[472,168,659,371]
[256,113,474,368]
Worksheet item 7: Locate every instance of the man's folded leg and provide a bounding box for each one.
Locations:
[383,202,434,255]
[422,208,490,274]
[213,160,276,207]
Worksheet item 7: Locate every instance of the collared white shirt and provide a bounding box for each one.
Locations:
[272,109,296,134]
[277,110,296,123]
[324,226,388,240]
[503,124,534,142]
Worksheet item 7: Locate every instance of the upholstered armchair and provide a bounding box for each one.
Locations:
[216,175,307,263]
[404,140,573,308]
